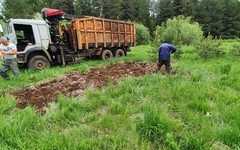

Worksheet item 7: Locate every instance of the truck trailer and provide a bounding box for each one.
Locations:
[0,8,136,69]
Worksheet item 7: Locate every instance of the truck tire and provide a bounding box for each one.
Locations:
[100,49,113,60]
[28,55,50,70]
[114,49,126,58]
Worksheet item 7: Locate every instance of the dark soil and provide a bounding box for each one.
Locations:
[13,62,177,110]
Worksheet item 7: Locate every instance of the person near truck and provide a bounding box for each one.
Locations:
[158,41,177,74]
[0,37,20,80]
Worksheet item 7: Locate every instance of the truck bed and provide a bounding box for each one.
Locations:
[69,17,136,50]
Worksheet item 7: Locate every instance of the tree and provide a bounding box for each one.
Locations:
[121,0,151,22]
[221,0,240,38]
[74,0,102,17]
[172,0,182,16]
[2,0,45,19]
[49,0,75,14]
[135,23,151,45]
[121,0,138,21]
[102,0,123,19]
[194,0,225,37]
[136,0,152,28]
[181,0,198,17]
[120,0,154,34]
[156,0,174,25]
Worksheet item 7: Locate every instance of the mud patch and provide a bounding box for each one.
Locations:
[13,62,177,110]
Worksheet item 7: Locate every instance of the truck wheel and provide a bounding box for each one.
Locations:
[114,49,126,58]
[100,50,113,60]
[28,55,50,70]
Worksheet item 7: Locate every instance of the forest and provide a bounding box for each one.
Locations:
[2,0,240,39]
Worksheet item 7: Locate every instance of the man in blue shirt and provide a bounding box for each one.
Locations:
[157,41,177,73]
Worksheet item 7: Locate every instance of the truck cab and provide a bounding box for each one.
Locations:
[3,19,52,69]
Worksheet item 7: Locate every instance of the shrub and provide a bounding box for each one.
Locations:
[194,35,224,59]
[230,44,240,60]
[150,16,203,60]
[220,64,232,75]
[135,23,151,45]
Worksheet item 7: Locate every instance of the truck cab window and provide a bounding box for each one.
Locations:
[14,24,35,51]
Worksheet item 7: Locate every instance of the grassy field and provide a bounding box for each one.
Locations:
[0,40,240,149]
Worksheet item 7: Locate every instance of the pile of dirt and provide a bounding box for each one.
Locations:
[13,62,174,110]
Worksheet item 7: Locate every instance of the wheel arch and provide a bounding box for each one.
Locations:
[25,47,52,63]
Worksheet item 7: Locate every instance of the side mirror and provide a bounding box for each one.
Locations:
[0,24,3,32]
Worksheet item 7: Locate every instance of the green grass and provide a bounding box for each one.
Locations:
[1,41,240,149]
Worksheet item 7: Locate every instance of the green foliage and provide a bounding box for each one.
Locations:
[2,0,45,19]
[102,0,123,19]
[155,0,240,39]
[194,0,225,37]
[0,20,6,37]
[221,0,240,38]
[1,43,240,149]
[136,107,175,142]
[74,0,102,16]
[0,107,45,149]
[156,0,174,25]
[193,0,240,38]
[165,133,179,150]
[194,36,224,59]
[219,64,232,75]
[150,16,203,60]
[173,47,184,59]
[157,16,203,46]
[1,0,240,39]
[135,23,150,45]
[230,45,240,60]
[0,95,16,115]
[47,0,75,14]
[45,95,84,125]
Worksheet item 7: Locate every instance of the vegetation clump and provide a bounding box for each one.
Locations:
[150,16,203,60]
[194,35,224,59]
[230,44,240,60]
[135,23,151,45]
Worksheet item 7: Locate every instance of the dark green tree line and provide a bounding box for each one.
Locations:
[155,0,240,38]
[1,0,240,38]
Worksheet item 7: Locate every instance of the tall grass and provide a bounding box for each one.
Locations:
[0,41,240,149]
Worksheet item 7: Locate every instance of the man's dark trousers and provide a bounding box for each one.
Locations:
[158,60,170,73]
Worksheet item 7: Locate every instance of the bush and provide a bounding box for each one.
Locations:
[136,23,150,45]
[230,45,240,60]
[150,16,203,60]
[218,64,232,75]
[194,36,224,59]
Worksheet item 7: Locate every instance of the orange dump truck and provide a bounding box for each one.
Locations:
[68,17,136,59]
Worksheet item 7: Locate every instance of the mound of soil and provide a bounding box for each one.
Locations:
[13,62,175,110]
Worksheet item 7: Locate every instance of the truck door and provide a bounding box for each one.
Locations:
[5,21,17,44]
[38,25,50,49]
